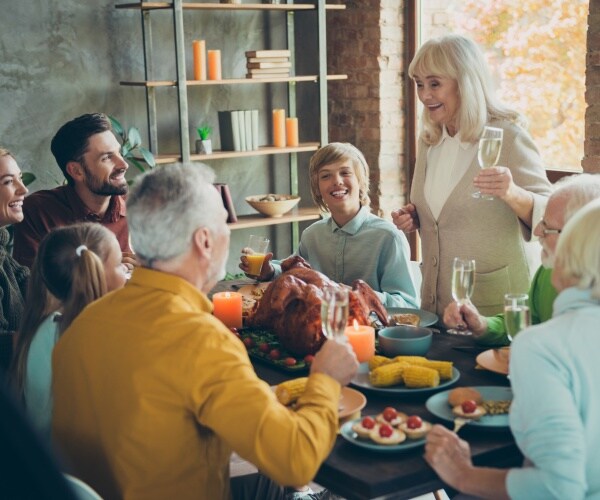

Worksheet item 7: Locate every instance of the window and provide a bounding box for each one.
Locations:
[417,0,587,171]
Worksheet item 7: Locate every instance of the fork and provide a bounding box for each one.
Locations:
[453,417,470,433]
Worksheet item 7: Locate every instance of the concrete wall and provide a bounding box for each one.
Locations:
[0,2,324,273]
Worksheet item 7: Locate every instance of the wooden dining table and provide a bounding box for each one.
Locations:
[251,330,522,500]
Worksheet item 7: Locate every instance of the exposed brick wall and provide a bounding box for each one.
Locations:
[585,1,600,172]
[327,1,407,217]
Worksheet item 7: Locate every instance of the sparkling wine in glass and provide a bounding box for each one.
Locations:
[504,293,530,342]
[447,258,476,335]
[321,286,349,342]
[473,126,503,200]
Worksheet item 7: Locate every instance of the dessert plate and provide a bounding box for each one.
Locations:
[476,348,510,375]
[340,419,426,453]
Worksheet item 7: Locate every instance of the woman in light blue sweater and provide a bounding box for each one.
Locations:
[11,223,127,440]
[424,199,600,499]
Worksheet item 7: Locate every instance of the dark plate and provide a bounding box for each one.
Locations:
[340,419,426,453]
[240,329,309,373]
[386,307,439,327]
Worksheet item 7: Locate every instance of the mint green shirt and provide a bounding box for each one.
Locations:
[476,266,557,346]
[274,206,419,308]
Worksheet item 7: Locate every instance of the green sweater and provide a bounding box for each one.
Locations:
[475,266,557,347]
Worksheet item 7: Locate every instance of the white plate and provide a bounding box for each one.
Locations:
[425,386,513,429]
[273,385,367,419]
[340,419,426,453]
[350,362,460,395]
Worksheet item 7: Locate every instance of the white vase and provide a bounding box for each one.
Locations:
[196,139,212,155]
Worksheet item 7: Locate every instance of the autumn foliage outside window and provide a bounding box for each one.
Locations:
[419,0,587,171]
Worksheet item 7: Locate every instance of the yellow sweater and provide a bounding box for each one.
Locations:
[52,267,339,500]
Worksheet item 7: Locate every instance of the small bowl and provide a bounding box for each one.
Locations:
[245,194,301,218]
[377,325,432,357]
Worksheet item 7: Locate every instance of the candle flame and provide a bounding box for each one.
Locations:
[353,319,359,330]
[225,292,231,299]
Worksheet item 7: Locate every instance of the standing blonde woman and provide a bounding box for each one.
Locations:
[11,223,127,439]
[393,35,552,316]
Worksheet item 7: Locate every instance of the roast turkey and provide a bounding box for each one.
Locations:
[246,256,389,356]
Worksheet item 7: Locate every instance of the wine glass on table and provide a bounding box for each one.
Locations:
[504,293,530,342]
[447,258,476,335]
[320,286,349,343]
[472,126,503,200]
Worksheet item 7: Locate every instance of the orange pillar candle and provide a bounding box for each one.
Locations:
[212,291,243,329]
[345,320,375,363]
[207,49,222,80]
[192,40,207,81]
[285,117,299,147]
[273,109,286,147]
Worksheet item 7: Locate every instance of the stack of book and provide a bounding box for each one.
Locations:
[245,50,291,79]
[218,110,260,152]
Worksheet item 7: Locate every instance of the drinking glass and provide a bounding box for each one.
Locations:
[504,293,530,342]
[472,126,503,200]
[244,235,269,279]
[320,286,349,343]
[447,258,476,335]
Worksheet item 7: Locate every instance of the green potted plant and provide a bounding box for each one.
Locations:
[109,116,156,173]
[196,124,213,155]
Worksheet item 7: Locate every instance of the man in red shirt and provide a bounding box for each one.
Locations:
[13,113,132,268]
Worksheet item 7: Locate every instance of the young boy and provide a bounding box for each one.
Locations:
[240,142,419,308]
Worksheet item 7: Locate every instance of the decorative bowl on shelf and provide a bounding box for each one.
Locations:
[245,194,301,218]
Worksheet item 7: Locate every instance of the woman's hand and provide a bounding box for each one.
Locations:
[473,166,515,200]
[443,301,487,337]
[424,424,473,491]
[239,250,275,281]
[391,204,420,233]
[473,166,535,227]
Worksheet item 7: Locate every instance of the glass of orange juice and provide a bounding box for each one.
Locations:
[245,235,269,278]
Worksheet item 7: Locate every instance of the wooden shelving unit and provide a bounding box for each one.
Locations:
[116,0,345,238]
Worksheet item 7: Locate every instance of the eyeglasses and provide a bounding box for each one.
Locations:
[539,219,562,236]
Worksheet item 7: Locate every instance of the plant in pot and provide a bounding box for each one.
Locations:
[109,116,156,174]
[196,125,213,155]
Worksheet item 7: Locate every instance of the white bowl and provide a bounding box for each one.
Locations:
[245,194,301,218]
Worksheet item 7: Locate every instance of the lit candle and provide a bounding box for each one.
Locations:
[285,117,299,147]
[207,49,222,80]
[212,291,242,329]
[345,319,375,363]
[273,109,286,147]
[192,40,206,81]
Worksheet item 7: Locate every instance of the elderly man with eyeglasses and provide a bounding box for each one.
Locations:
[443,173,600,345]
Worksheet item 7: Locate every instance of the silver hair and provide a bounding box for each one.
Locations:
[554,199,600,299]
[552,173,600,223]
[127,163,223,263]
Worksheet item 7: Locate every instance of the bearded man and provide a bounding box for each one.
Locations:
[13,113,132,268]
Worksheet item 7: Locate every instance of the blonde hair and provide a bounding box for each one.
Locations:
[554,199,600,299]
[308,142,370,212]
[409,34,524,145]
[0,147,13,159]
[11,224,112,402]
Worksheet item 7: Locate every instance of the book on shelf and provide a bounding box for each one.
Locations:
[246,73,290,79]
[245,49,290,58]
[247,57,289,64]
[237,110,247,152]
[243,110,253,153]
[218,110,240,151]
[247,67,290,74]
[247,61,291,69]
[251,109,259,151]
[213,183,238,223]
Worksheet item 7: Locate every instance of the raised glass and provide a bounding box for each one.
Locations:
[447,258,476,335]
[321,286,349,343]
[504,293,530,342]
[473,126,503,200]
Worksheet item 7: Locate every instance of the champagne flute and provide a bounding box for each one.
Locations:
[472,126,503,200]
[321,286,349,343]
[504,293,530,342]
[447,258,476,335]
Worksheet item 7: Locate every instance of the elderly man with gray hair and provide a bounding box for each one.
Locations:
[51,164,358,500]
[443,173,600,345]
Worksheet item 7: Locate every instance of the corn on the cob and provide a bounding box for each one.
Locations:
[369,362,409,387]
[368,355,393,371]
[392,356,454,380]
[402,365,439,388]
[392,355,428,364]
[420,360,453,380]
[275,377,308,406]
